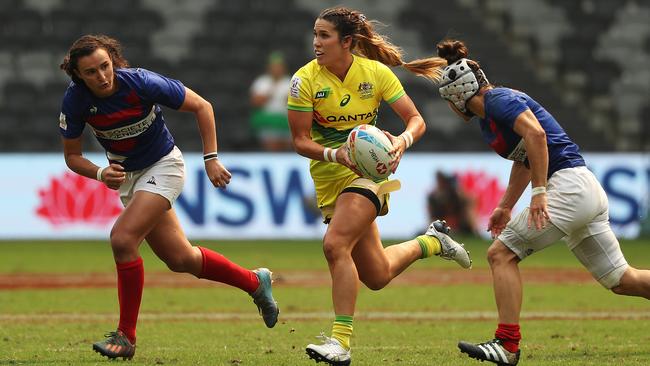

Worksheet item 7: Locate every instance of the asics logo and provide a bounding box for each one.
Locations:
[340,94,351,106]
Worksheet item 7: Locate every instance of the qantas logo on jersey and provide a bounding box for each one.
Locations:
[326,108,378,122]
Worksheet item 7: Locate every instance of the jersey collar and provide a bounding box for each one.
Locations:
[322,54,358,86]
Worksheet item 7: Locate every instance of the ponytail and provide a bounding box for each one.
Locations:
[436,38,490,87]
[319,7,446,82]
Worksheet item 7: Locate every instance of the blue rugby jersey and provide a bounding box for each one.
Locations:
[478,88,585,178]
[59,68,186,171]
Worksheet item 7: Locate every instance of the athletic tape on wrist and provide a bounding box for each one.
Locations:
[96,166,106,182]
[323,148,338,162]
[531,186,546,196]
[400,131,414,149]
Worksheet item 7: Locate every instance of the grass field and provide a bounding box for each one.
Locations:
[1,238,649,365]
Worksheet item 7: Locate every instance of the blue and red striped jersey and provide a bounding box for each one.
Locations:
[478,88,585,178]
[59,68,186,171]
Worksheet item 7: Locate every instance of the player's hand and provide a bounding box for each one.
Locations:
[102,163,126,190]
[336,144,363,177]
[528,193,550,230]
[205,159,231,188]
[488,207,511,239]
[382,131,405,173]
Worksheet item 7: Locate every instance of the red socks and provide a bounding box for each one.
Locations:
[495,323,521,353]
[197,246,259,293]
[116,257,144,344]
[114,248,258,344]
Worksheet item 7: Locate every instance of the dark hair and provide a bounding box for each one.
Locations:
[436,39,470,65]
[60,34,129,84]
[436,39,490,87]
[318,7,446,82]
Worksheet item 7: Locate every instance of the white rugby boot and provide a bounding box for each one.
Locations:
[306,333,351,365]
[426,220,472,269]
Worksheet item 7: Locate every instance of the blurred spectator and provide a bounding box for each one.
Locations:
[427,171,477,235]
[249,51,292,151]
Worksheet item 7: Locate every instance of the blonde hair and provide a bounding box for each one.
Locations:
[318,7,446,82]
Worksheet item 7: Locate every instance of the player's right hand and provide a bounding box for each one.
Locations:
[528,193,550,230]
[102,163,126,190]
[488,207,511,239]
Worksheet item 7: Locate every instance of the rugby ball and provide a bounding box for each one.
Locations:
[346,124,393,181]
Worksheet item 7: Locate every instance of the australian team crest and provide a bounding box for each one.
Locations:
[358,82,374,99]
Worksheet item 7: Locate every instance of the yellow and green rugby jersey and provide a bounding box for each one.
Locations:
[288,55,405,181]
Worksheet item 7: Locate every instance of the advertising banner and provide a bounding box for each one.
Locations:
[0,153,647,240]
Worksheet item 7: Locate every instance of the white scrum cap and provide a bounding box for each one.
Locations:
[438,58,488,113]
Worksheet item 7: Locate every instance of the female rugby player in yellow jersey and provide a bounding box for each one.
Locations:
[287,7,472,365]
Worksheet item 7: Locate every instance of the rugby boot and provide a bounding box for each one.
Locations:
[250,268,280,328]
[92,330,135,360]
[458,338,520,365]
[426,220,472,269]
[306,333,351,366]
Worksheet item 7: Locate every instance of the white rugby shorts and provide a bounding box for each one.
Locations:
[498,166,628,287]
[118,146,185,207]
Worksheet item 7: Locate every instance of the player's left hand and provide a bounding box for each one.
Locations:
[488,207,511,239]
[528,193,550,230]
[205,159,232,188]
[382,131,405,173]
[336,143,363,177]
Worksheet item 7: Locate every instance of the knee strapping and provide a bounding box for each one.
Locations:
[598,264,628,289]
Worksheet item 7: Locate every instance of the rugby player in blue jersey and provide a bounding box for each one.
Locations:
[435,39,650,366]
[59,35,279,360]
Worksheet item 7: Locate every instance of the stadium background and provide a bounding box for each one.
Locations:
[0,0,648,153]
[1,1,650,365]
[0,0,647,240]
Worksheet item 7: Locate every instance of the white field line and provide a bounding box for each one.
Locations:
[2,311,650,322]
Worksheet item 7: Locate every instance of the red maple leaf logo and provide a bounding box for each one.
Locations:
[457,171,506,227]
[36,172,123,226]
